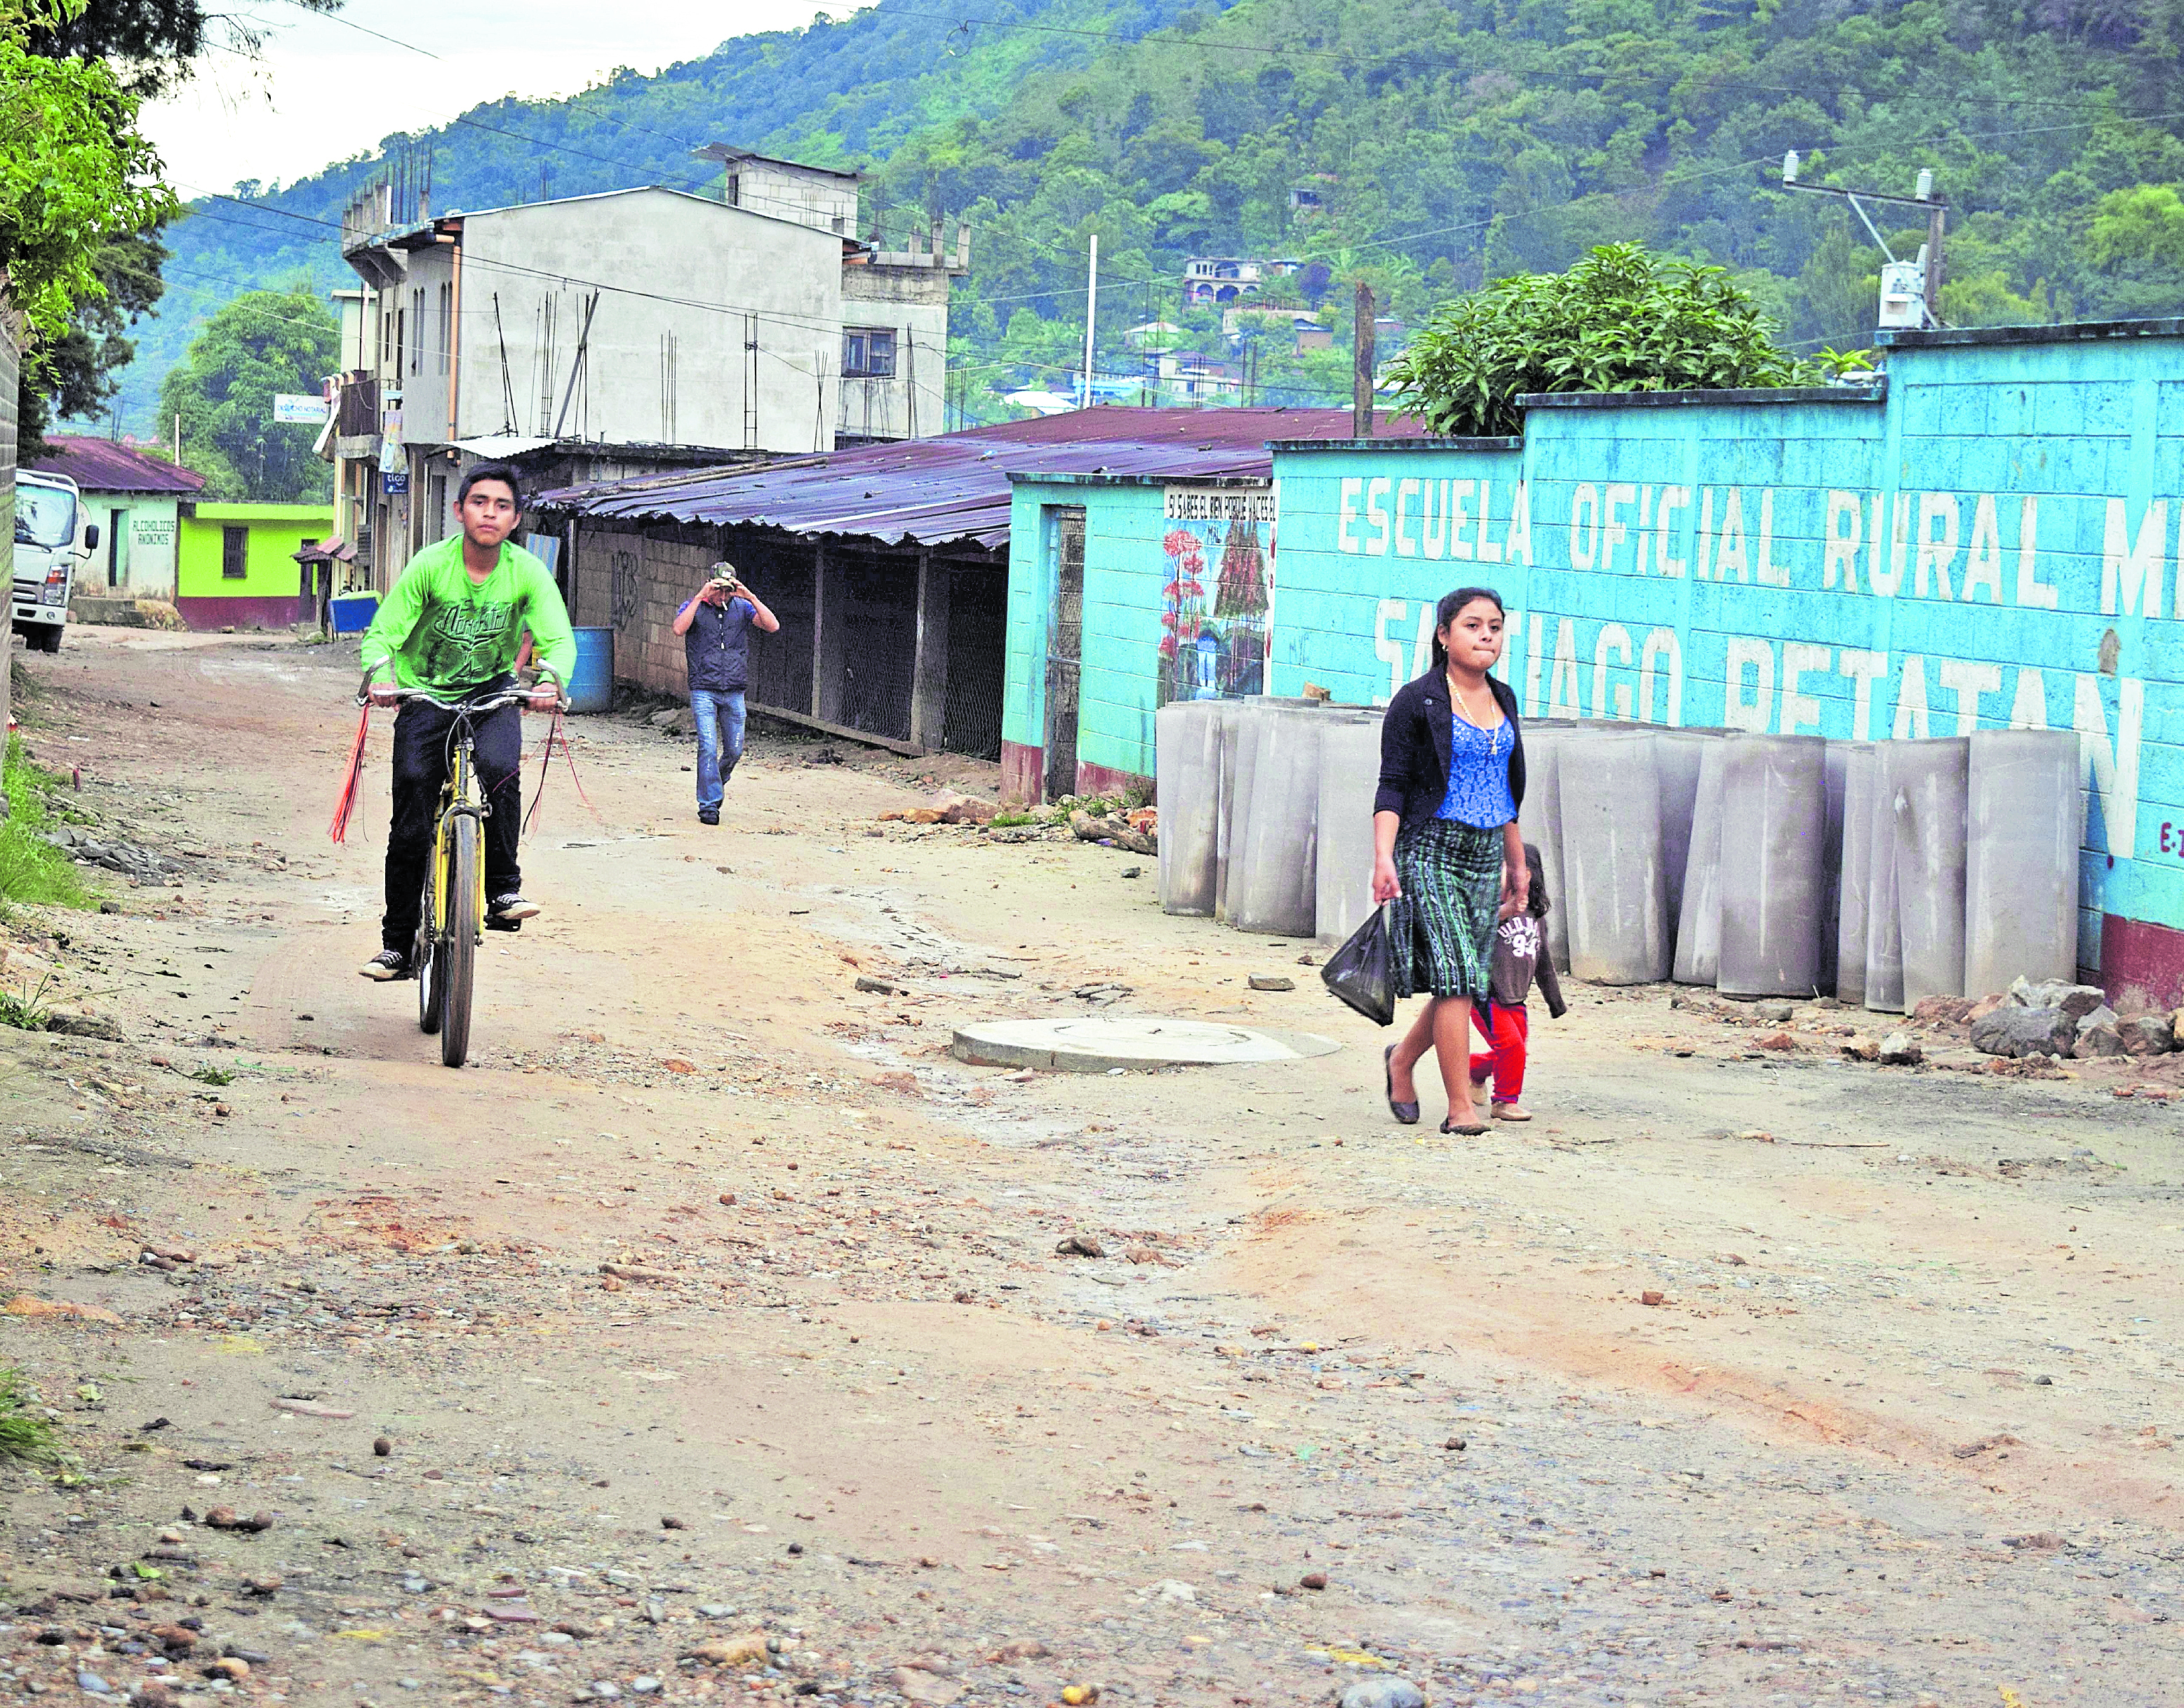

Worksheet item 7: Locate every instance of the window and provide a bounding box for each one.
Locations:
[843,327,897,378]
[220,526,248,580]
[410,288,424,373]
[436,280,453,374]
[725,173,739,207]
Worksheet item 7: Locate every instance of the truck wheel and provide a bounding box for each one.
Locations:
[33,627,61,654]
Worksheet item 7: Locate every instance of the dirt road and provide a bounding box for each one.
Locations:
[1,628,2179,1708]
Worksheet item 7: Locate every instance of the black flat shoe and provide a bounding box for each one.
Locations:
[1441,1116,1488,1136]
[1384,1044,1419,1125]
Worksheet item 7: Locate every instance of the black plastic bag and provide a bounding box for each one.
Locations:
[1320,904,1395,1027]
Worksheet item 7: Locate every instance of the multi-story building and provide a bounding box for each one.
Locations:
[330,147,967,591]
[1181,256,1304,308]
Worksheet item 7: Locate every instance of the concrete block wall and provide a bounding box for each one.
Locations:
[999,323,2184,1006]
[571,523,716,697]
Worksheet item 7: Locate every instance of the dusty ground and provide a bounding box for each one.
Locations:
[0,626,2179,1708]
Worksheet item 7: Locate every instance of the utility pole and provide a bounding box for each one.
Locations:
[1353,281,1375,437]
[1080,234,1099,412]
[1781,154,1946,329]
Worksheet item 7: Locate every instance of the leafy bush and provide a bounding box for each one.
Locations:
[0,737,94,913]
[1385,243,1811,439]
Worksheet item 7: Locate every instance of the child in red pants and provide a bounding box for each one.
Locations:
[1470,842,1565,1121]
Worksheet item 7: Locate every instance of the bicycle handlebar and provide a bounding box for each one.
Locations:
[356,674,565,713]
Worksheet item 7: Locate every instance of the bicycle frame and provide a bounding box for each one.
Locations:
[430,730,489,947]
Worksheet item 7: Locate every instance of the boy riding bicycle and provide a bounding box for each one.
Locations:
[356,461,574,981]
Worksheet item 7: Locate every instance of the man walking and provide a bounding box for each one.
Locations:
[671,563,779,825]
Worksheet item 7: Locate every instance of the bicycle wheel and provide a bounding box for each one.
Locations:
[438,813,480,1068]
[415,914,442,1035]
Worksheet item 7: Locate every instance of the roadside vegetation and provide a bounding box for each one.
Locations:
[0,735,93,912]
[0,1368,64,1467]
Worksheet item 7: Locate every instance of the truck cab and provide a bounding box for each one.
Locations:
[11,469,97,653]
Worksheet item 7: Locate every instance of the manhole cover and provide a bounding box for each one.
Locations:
[950,1015,1339,1073]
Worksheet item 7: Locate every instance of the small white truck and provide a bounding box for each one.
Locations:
[11,468,98,653]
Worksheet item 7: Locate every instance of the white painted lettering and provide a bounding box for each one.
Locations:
[1656,486,1690,578]
[1602,482,1635,573]
[2075,674,2143,854]
[1569,484,1600,571]
[1525,606,1545,717]
[1501,479,1530,566]
[1961,493,2004,603]
[1696,488,1715,581]
[1639,627,1682,726]
[1724,636,1774,733]
[1781,642,1830,735]
[1915,491,1959,601]
[1837,648,1888,741]
[1365,477,1392,557]
[1823,491,1861,592]
[1871,493,1908,598]
[1549,620,1583,719]
[1421,481,1447,561]
[1394,479,1421,559]
[1716,488,1750,584]
[1411,604,1437,679]
[1635,486,1654,575]
[1448,479,1475,561]
[2016,496,2057,610]
[1374,597,1407,704]
[2007,666,2049,731]
[2101,498,2165,618]
[1593,624,1634,720]
[1338,478,1362,554]
[1756,489,1788,587]
[1938,659,2002,732]
[1892,654,1931,740]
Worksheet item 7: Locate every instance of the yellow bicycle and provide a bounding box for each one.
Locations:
[373,684,532,1068]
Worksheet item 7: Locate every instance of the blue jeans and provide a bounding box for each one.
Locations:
[691,687,746,810]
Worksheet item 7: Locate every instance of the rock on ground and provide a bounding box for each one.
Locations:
[1971,1003,2075,1058]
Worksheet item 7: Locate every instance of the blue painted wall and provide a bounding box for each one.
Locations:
[1001,325,2184,989]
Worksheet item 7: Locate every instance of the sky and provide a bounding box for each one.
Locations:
[140,1,846,200]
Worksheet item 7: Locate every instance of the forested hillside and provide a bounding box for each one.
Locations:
[112,0,2184,432]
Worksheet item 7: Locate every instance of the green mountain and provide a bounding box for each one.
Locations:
[111,0,2184,434]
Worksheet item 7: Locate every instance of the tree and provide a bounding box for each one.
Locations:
[1384,243,1807,439]
[0,1,172,356]
[158,288,337,501]
[16,0,339,444]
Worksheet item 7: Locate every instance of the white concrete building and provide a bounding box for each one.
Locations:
[335,150,967,588]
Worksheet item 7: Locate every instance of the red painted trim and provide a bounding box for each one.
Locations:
[1001,740,1043,806]
[1074,758,1154,803]
[2101,914,2184,1015]
[175,595,304,632]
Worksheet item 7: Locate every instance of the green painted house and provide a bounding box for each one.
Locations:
[175,502,336,630]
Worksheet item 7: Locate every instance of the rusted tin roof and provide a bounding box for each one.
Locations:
[25,436,206,497]
[531,406,1416,549]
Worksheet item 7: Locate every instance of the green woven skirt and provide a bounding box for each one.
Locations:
[1390,818,1502,1002]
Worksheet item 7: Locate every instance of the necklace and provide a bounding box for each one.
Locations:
[1446,674,1503,733]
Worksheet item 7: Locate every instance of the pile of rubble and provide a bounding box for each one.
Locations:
[1957,977,2176,1061]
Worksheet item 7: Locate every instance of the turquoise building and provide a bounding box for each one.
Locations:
[1002,319,2184,1009]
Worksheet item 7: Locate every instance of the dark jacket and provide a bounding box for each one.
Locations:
[683,596,756,694]
[1488,912,1568,1017]
[1374,669,1526,828]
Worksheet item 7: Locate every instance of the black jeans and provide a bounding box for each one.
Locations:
[382,689,524,952]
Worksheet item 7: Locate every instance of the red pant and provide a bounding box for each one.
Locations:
[1468,1001,1529,1103]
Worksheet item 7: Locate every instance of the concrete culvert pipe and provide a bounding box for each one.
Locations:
[1155,700,1221,916]
[1890,738,1971,1008]
[1716,734,1828,999]
[1560,731,1671,984]
[1518,725,1572,972]
[1819,740,1854,998]
[1315,716,1384,945]
[1863,746,1906,1013]
[1214,700,1259,924]
[1833,742,1881,1008]
[1673,736,1729,987]
[1653,729,1714,944]
[1965,728,2082,996]
[1231,703,1325,936]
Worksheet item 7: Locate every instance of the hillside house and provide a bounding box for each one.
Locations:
[330,148,968,593]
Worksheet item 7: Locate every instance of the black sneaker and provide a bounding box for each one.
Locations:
[699,806,720,825]
[489,893,540,923]
[359,949,412,981]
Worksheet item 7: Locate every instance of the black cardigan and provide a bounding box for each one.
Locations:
[1374,669,1527,829]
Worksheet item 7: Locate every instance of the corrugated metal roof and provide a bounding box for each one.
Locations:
[25,436,206,496]
[532,406,1418,550]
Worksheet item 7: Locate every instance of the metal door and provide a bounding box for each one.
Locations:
[1042,507,1085,803]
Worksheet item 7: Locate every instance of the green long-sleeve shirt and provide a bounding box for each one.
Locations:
[361,535,577,694]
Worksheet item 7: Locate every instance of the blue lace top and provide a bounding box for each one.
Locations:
[1436,710,1516,827]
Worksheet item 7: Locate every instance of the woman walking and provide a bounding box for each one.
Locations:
[1372,587,1529,1135]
